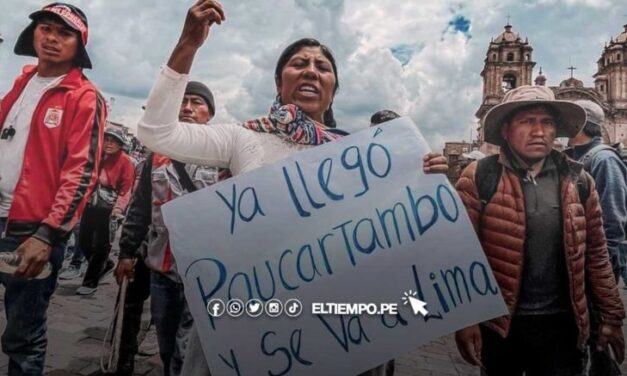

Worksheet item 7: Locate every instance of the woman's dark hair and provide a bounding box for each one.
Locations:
[274,38,339,127]
[370,110,400,126]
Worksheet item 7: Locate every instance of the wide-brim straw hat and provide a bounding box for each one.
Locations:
[484,85,586,146]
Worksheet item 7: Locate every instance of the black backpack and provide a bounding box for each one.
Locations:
[474,155,590,217]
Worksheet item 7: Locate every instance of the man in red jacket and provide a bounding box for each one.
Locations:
[0,3,105,374]
[76,126,135,296]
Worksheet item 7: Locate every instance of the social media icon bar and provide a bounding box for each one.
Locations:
[284,299,303,317]
[246,299,263,317]
[265,299,283,318]
[207,299,225,317]
[211,298,304,318]
[227,299,244,317]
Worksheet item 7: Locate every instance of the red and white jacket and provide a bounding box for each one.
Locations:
[0,65,105,245]
[119,153,231,281]
[95,150,135,214]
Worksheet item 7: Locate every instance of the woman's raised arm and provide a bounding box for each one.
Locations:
[167,0,224,74]
[138,1,262,175]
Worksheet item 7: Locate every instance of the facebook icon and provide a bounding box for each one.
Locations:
[206,298,225,317]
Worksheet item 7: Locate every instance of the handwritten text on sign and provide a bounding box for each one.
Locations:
[162,118,508,375]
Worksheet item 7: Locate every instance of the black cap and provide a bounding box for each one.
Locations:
[185,81,215,114]
[14,3,92,69]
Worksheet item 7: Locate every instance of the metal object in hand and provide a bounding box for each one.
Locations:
[0,252,52,279]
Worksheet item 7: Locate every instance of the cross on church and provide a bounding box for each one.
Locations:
[506,14,511,25]
[567,65,577,78]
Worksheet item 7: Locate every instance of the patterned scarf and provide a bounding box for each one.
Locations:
[242,98,343,145]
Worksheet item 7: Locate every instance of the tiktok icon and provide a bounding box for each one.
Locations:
[285,299,303,317]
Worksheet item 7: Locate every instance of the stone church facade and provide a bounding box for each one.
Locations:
[476,23,627,154]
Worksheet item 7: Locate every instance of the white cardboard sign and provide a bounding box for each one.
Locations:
[162,117,507,375]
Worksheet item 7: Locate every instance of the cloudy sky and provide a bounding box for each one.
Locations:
[1,0,625,150]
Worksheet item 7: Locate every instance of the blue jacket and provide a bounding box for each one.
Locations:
[572,136,627,273]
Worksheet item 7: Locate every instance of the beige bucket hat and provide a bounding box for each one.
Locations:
[483,85,586,146]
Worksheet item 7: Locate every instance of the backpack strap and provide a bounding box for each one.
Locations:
[578,143,618,207]
[612,143,627,166]
[475,154,502,214]
[580,143,620,171]
[576,170,590,208]
[172,160,198,193]
[474,154,590,229]
[144,152,154,174]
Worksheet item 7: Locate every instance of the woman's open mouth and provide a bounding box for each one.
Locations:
[298,84,319,97]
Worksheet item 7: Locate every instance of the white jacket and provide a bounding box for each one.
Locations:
[137,65,318,376]
[137,66,311,174]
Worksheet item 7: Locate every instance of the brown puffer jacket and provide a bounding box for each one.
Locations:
[455,150,625,346]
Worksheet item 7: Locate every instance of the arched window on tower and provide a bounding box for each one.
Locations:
[525,54,530,61]
[618,53,622,61]
[506,52,514,62]
[502,74,517,91]
[492,53,497,61]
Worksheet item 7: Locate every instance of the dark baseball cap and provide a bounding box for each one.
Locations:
[14,3,92,69]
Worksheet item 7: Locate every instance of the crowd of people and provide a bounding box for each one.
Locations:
[0,1,626,376]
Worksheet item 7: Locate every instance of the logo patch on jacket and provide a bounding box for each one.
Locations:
[43,107,63,128]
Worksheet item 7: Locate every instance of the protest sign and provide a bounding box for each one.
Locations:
[162,117,508,375]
